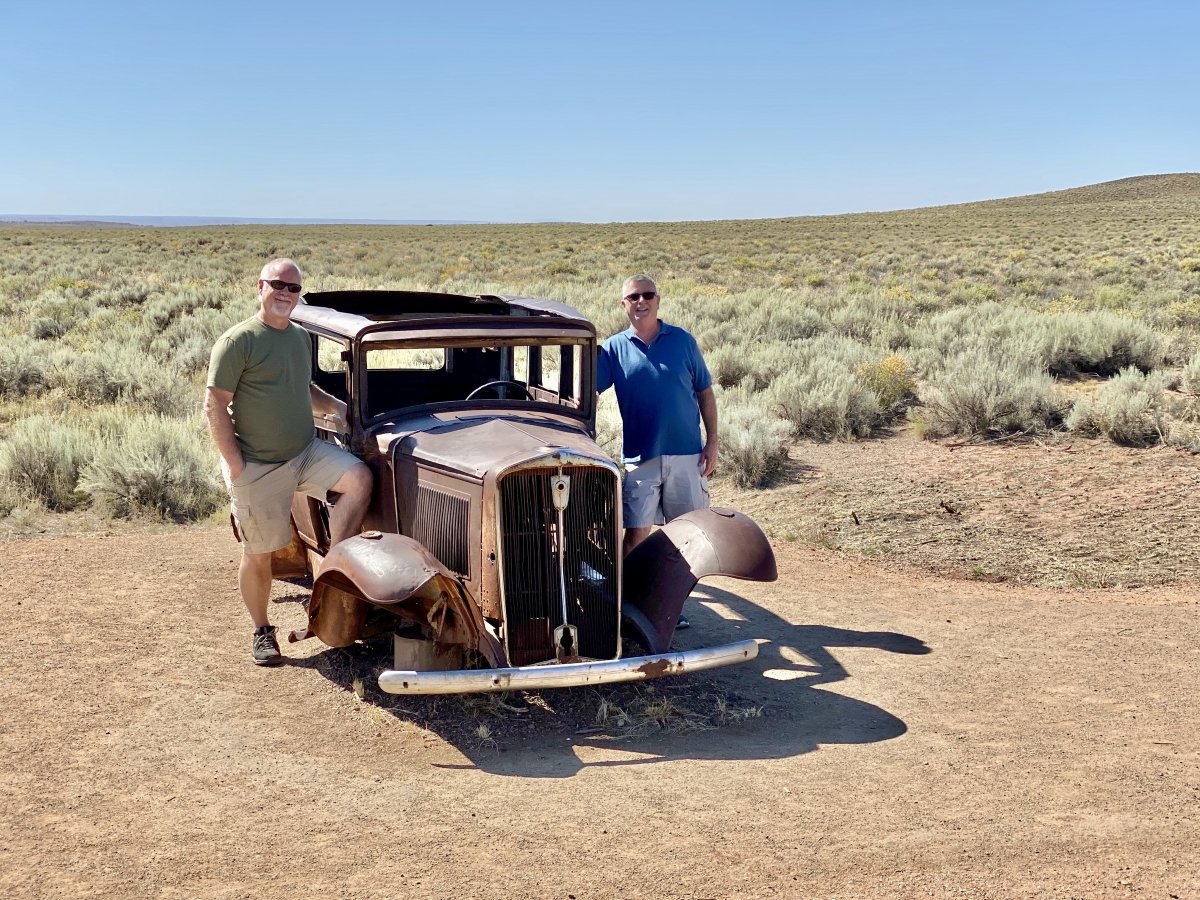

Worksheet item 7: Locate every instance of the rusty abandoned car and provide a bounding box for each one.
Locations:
[265,290,777,694]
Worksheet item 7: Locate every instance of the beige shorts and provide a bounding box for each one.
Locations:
[623,453,710,528]
[229,439,361,554]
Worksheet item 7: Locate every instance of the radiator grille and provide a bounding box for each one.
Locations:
[498,465,619,665]
[412,485,470,575]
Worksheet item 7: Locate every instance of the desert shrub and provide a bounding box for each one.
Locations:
[708,339,804,392]
[717,390,792,488]
[594,393,624,463]
[544,260,579,276]
[126,364,195,416]
[737,299,829,342]
[46,346,135,403]
[1160,299,1200,330]
[855,352,917,410]
[913,304,1163,379]
[0,335,48,398]
[1182,351,1200,395]
[827,294,912,342]
[29,315,68,340]
[1065,367,1171,447]
[45,344,194,414]
[914,303,1044,372]
[1042,311,1163,376]
[0,478,20,517]
[1167,421,1200,453]
[80,415,222,520]
[142,284,233,332]
[148,304,245,370]
[767,360,881,440]
[707,344,757,389]
[747,340,812,388]
[917,358,1062,438]
[94,279,159,308]
[0,415,91,510]
[754,334,902,438]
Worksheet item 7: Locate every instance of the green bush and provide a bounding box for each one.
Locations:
[0,416,91,510]
[80,415,223,520]
[1065,367,1171,447]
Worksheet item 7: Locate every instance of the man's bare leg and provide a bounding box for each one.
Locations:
[239,550,274,628]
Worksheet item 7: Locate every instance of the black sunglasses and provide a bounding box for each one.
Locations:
[263,278,303,294]
[623,291,657,302]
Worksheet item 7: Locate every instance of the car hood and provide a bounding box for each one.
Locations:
[389,415,612,479]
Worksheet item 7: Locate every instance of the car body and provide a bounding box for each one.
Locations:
[269,290,777,694]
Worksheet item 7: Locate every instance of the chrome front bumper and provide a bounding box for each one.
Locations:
[377,639,759,695]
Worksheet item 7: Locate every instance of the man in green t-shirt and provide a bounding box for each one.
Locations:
[205,258,371,666]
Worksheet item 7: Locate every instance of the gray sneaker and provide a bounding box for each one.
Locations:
[252,625,282,666]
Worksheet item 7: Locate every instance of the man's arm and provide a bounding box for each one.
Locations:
[204,386,244,485]
[311,382,348,426]
[697,386,718,477]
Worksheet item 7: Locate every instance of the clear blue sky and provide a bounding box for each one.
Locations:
[1,0,1196,222]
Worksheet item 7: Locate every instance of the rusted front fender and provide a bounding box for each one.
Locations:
[622,507,777,653]
[309,533,503,666]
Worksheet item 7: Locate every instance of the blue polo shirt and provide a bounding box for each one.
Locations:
[596,321,712,464]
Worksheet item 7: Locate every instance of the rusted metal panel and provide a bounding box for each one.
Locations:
[308,533,503,666]
[397,418,604,481]
[293,290,593,337]
[623,508,778,653]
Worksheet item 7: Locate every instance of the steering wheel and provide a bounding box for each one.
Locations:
[465,379,533,401]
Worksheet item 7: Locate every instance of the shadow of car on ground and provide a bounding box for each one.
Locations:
[288,581,930,778]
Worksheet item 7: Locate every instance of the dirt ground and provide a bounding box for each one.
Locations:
[2,435,1199,899]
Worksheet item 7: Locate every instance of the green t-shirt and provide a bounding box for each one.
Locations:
[207,316,315,464]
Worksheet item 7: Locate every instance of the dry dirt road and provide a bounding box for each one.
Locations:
[2,519,1197,900]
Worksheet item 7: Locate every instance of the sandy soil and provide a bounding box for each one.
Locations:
[3,437,1199,899]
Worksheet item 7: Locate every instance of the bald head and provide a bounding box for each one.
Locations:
[260,258,303,282]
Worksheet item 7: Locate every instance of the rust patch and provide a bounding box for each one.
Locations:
[636,658,672,678]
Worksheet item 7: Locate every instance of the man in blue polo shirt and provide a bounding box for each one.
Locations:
[597,274,719,588]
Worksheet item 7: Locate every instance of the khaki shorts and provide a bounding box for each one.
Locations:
[623,453,710,528]
[229,439,361,554]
